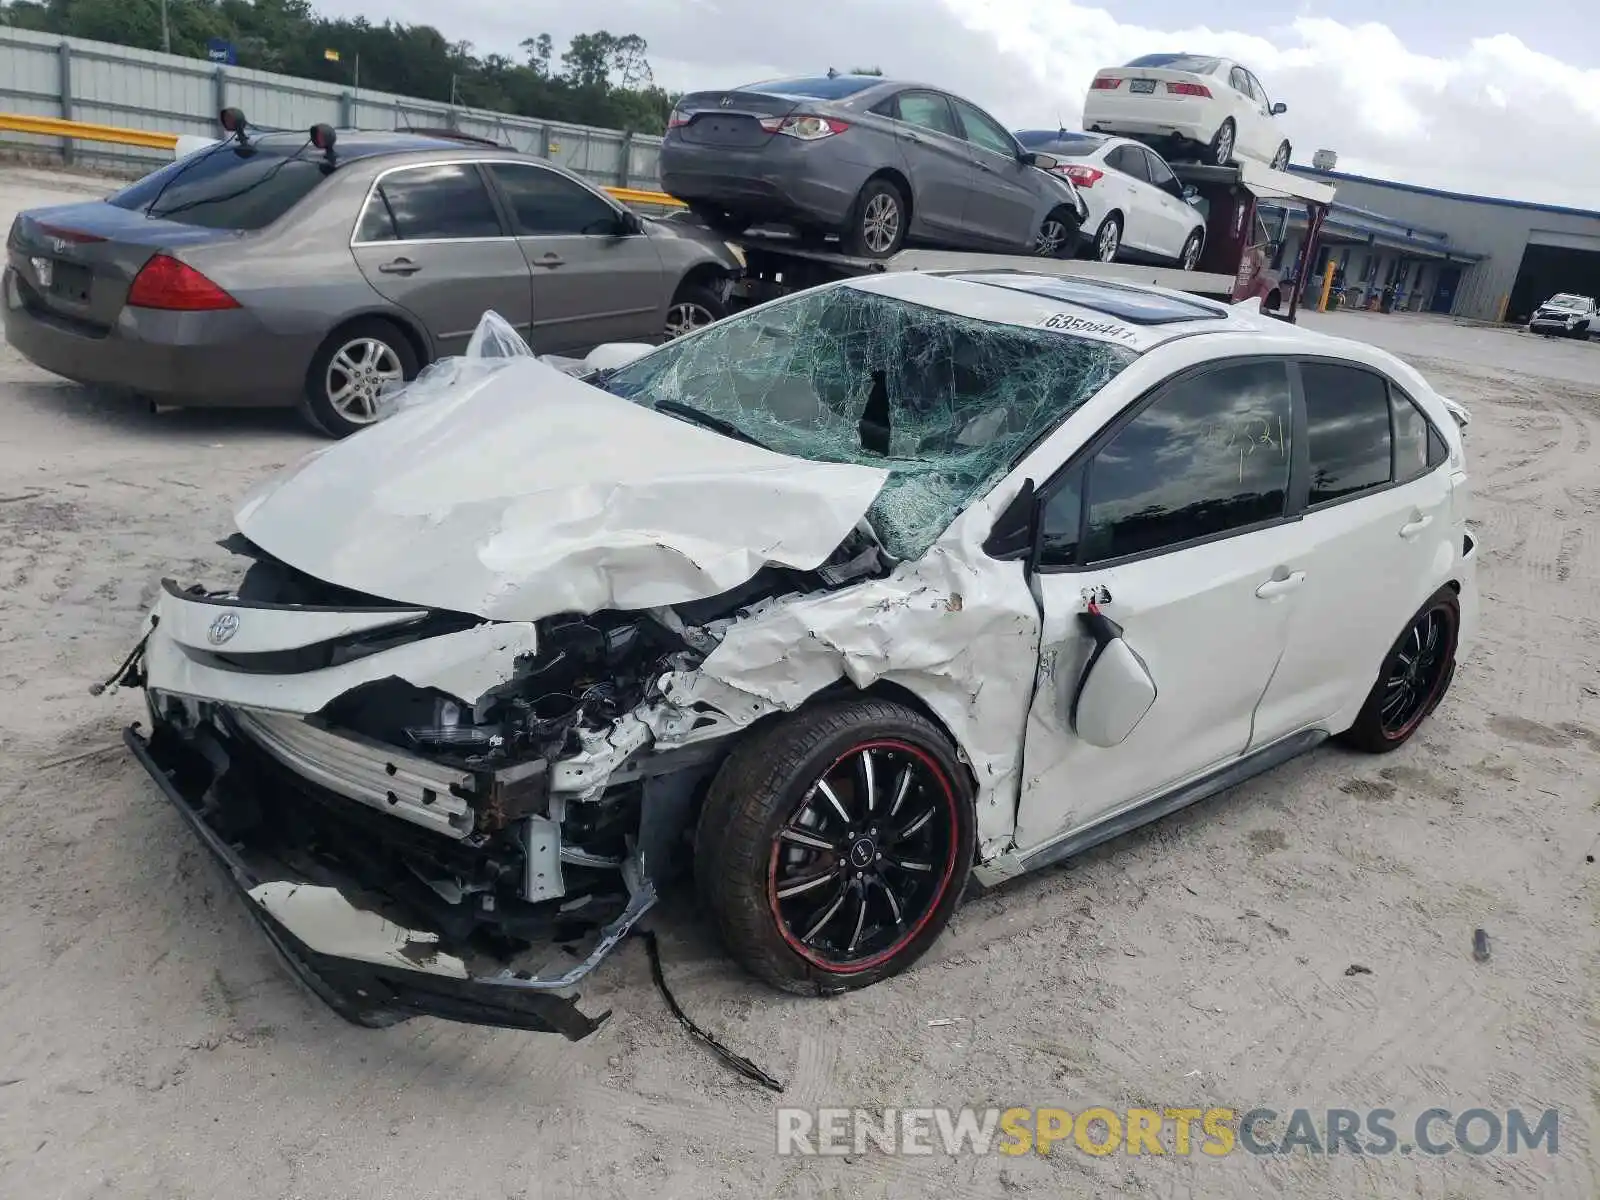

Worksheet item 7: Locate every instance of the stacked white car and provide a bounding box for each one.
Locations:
[1016,130,1207,268]
[1082,52,1292,170]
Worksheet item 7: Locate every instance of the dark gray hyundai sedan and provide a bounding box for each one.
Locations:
[4,129,744,436]
[659,74,1089,260]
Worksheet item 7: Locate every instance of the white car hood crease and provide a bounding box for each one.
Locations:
[235,358,891,622]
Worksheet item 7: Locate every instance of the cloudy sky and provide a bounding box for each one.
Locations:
[316,0,1600,209]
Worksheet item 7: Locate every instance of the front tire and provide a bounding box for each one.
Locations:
[1033,208,1081,259]
[1270,140,1291,171]
[1338,587,1460,753]
[300,318,418,439]
[663,281,726,340]
[842,177,908,259]
[694,698,976,995]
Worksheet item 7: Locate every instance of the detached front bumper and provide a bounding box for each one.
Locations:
[126,716,650,1039]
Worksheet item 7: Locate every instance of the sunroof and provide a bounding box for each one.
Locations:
[959,273,1229,325]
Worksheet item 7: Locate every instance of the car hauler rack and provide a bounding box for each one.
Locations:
[709,157,1335,321]
[1171,158,1336,322]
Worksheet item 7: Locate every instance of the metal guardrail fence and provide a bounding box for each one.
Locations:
[0,109,685,210]
[0,25,670,191]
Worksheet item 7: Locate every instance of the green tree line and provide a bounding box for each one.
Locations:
[0,0,678,133]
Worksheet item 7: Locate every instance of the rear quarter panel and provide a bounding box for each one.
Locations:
[179,164,424,357]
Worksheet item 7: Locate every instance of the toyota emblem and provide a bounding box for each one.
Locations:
[207,611,240,645]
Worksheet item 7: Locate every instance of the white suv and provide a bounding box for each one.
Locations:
[1083,52,1293,170]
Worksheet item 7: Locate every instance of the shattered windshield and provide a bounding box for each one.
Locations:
[1545,294,1591,311]
[598,284,1136,559]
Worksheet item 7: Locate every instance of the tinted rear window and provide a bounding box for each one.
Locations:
[742,75,881,99]
[1124,53,1221,73]
[1016,130,1105,154]
[108,143,331,230]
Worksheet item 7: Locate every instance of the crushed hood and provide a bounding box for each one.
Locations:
[235,357,889,622]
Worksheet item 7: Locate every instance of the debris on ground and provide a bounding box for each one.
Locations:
[1473,928,1491,962]
[1344,964,1373,976]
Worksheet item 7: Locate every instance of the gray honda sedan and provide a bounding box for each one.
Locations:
[4,129,744,436]
[659,74,1089,260]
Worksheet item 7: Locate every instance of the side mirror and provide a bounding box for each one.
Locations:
[619,210,644,236]
[1070,609,1157,748]
[1271,102,1287,116]
[1023,151,1061,171]
[582,342,655,372]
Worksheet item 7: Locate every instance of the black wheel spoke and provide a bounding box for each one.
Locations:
[814,778,851,827]
[846,887,870,954]
[887,765,914,817]
[779,826,837,853]
[801,884,850,944]
[857,749,878,816]
[889,806,935,845]
[887,857,934,873]
[776,865,842,900]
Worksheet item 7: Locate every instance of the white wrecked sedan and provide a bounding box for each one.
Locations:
[117,272,1477,1037]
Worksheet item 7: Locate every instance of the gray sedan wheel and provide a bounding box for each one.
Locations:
[1033,211,1080,260]
[664,282,727,339]
[843,178,908,259]
[302,318,418,439]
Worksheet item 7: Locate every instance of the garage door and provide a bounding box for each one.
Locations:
[1527,228,1600,252]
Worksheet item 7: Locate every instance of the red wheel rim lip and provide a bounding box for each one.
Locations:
[766,738,961,975]
[1383,603,1458,742]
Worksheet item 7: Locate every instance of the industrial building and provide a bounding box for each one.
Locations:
[1259,167,1600,323]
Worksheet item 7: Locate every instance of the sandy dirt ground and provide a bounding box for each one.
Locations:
[0,167,1596,1199]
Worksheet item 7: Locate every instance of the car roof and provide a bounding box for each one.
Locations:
[246,129,512,161]
[838,271,1317,354]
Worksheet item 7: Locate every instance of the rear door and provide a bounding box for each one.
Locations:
[948,96,1040,251]
[871,89,972,236]
[1101,144,1157,253]
[350,161,533,357]
[1250,360,1458,744]
[1225,67,1263,157]
[484,161,666,353]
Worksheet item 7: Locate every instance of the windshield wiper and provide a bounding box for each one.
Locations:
[653,400,768,450]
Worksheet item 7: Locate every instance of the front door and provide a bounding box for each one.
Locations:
[1136,147,1192,258]
[1250,361,1458,744]
[349,161,533,357]
[879,90,973,238]
[949,96,1039,251]
[1013,358,1307,853]
[484,161,667,354]
[1431,267,1462,313]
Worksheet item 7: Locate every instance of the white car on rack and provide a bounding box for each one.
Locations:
[1083,52,1292,170]
[1016,130,1207,268]
[117,274,1475,1034]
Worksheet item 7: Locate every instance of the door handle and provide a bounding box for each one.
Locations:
[1398,515,1434,539]
[1255,570,1306,600]
[533,254,565,269]
[976,160,994,173]
[378,257,420,275]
